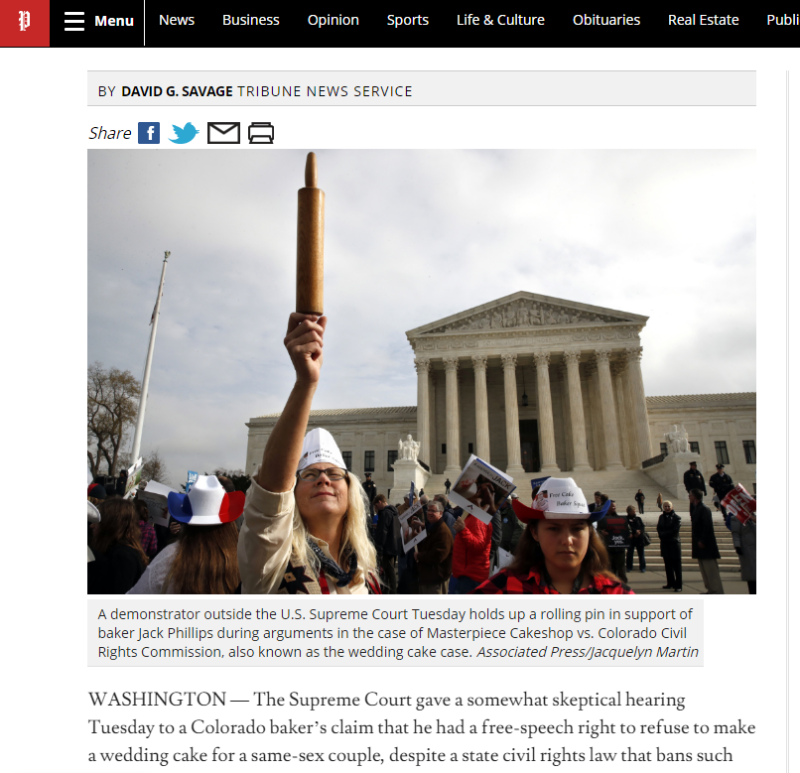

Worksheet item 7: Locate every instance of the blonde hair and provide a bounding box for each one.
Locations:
[291,471,378,588]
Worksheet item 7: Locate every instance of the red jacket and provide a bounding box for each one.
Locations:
[452,514,492,582]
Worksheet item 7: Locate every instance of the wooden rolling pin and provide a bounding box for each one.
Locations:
[296,152,325,315]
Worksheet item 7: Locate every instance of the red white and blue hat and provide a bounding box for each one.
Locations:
[167,475,245,525]
[512,477,611,523]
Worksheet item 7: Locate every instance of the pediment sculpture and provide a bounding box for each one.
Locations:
[425,298,629,334]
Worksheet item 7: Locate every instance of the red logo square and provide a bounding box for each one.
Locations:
[0,1,50,47]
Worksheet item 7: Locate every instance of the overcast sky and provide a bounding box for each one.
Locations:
[88,150,755,488]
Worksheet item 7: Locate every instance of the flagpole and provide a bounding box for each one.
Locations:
[131,251,169,464]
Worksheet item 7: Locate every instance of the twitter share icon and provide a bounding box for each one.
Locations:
[169,122,200,144]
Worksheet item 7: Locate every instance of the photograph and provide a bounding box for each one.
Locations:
[87,149,756,596]
[449,455,516,524]
[399,501,428,553]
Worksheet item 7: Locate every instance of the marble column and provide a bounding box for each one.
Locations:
[558,364,573,472]
[594,350,624,470]
[534,352,560,474]
[586,364,604,470]
[563,352,592,471]
[612,360,634,469]
[625,347,653,465]
[501,354,525,476]
[472,355,491,461]
[414,357,431,466]
[443,357,462,477]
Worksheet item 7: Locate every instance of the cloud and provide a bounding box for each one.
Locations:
[88,150,755,486]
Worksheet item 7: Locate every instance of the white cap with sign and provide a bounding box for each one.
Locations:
[297,428,347,472]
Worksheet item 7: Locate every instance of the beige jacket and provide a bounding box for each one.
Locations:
[238,475,366,595]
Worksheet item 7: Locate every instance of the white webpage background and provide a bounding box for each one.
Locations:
[0,44,792,771]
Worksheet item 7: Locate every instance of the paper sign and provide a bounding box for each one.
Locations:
[721,483,757,524]
[449,454,516,525]
[496,546,513,571]
[123,457,143,500]
[399,500,427,553]
[186,470,199,492]
[530,476,549,491]
[139,480,177,528]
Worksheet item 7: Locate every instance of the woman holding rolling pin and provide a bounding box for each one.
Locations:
[238,154,379,594]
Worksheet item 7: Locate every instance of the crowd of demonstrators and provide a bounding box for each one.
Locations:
[657,500,683,592]
[87,464,753,595]
[625,505,647,574]
[473,478,631,595]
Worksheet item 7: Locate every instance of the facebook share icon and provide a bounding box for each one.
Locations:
[138,122,161,144]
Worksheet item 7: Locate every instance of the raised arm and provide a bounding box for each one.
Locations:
[256,313,327,493]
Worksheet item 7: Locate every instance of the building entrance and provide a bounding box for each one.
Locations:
[520,419,540,473]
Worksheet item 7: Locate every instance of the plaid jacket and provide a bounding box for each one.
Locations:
[138,521,158,558]
[471,567,633,595]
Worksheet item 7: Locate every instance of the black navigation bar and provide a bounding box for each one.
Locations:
[7,3,800,47]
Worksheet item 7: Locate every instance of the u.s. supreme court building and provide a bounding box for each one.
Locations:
[246,292,756,503]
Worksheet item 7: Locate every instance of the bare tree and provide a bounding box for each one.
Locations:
[141,449,169,484]
[118,449,170,486]
[87,363,141,478]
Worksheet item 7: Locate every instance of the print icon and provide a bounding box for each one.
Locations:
[247,122,275,144]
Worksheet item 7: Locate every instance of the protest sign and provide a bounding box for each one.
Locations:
[140,480,176,527]
[186,470,199,492]
[600,515,630,549]
[530,476,549,492]
[721,483,757,524]
[123,457,143,500]
[449,454,516,524]
[399,499,427,553]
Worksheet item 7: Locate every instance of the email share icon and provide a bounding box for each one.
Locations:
[207,122,241,144]
[248,122,275,144]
